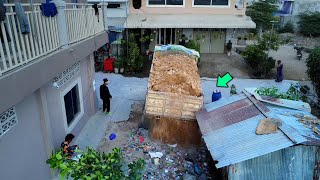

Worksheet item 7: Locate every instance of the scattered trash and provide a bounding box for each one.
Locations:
[99,127,213,179]
[168,144,177,148]
[182,173,197,180]
[154,158,160,166]
[194,163,201,175]
[109,133,116,140]
[149,152,164,159]
[139,136,144,143]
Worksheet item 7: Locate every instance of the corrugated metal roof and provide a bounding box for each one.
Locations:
[125,14,256,29]
[197,95,269,136]
[227,145,319,180]
[196,93,320,169]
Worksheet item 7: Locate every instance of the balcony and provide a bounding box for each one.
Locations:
[0,1,106,76]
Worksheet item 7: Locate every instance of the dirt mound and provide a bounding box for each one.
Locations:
[149,52,202,97]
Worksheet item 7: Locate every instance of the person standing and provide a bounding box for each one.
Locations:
[100,78,112,115]
[275,60,283,82]
[226,40,232,56]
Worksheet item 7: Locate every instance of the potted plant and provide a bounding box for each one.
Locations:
[237,36,242,45]
[114,60,121,73]
[118,57,125,73]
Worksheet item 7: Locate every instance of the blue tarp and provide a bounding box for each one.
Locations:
[108,31,117,44]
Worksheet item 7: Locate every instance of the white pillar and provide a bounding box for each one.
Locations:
[102,3,109,31]
[52,0,68,48]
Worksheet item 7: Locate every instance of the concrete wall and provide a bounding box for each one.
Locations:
[0,32,108,114]
[0,93,51,180]
[40,56,97,149]
[129,0,247,15]
[282,0,320,32]
[106,2,128,18]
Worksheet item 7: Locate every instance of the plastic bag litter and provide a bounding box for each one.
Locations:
[149,152,164,158]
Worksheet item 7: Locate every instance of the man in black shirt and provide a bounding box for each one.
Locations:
[100,78,112,115]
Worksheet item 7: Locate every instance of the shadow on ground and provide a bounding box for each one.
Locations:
[199,53,250,78]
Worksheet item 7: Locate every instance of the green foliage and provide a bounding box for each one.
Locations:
[298,12,320,36]
[186,40,201,63]
[120,33,144,70]
[279,21,294,33]
[246,0,278,30]
[256,32,282,51]
[46,147,145,180]
[241,32,282,77]
[306,47,320,97]
[255,85,302,101]
[186,40,200,53]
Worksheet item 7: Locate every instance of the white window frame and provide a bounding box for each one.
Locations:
[60,77,84,133]
[146,0,185,7]
[192,0,230,8]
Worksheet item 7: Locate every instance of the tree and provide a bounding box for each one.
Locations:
[306,47,320,98]
[241,31,282,77]
[246,0,278,37]
[46,147,145,180]
[298,12,320,36]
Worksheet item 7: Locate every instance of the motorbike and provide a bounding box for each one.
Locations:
[294,45,303,60]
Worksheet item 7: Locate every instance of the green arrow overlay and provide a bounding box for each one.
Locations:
[216,73,233,88]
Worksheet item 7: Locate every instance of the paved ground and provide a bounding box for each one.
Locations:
[74,73,298,149]
[269,45,309,81]
[199,53,250,79]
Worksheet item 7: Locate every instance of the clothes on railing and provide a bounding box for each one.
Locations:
[15,3,30,34]
[92,4,99,22]
[40,0,57,17]
[0,0,5,21]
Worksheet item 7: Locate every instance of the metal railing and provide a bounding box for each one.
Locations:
[0,3,105,76]
[65,3,104,44]
[0,3,59,75]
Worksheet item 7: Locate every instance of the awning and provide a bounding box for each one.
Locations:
[107,17,127,31]
[125,14,256,29]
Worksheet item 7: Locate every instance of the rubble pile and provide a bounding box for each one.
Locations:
[149,52,202,97]
[295,114,320,135]
[106,128,212,179]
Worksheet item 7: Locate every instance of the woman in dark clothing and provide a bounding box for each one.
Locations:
[275,60,283,82]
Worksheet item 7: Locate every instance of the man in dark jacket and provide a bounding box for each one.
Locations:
[100,78,112,115]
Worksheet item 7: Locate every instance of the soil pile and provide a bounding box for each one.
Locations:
[149,52,202,97]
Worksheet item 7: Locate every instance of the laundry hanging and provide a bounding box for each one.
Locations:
[40,0,57,17]
[92,4,99,22]
[0,0,11,42]
[15,3,30,34]
[0,0,5,21]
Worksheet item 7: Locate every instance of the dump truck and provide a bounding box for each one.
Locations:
[143,45,204,146]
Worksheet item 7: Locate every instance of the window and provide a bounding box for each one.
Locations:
[193,0,229,6]
[107,4,121,8]
[147,0,184,6]
[64,85,80,126]
[133,0,142,9]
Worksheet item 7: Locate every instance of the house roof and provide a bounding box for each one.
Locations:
[125,14,256,29]
[196,91,320,168]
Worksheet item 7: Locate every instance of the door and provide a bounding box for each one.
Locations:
[194,29,211,53]
[210,30,226,53]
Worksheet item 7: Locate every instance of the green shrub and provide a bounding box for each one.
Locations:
[241,32,282,77]
[279,21,294,33]
[46,147,145,180]
[306,47,320,98]
[298,12,320,36]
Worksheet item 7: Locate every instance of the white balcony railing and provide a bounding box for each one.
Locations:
[65,3,104,44]
[0,2,106,76]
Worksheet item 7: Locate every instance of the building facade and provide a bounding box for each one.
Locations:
[0,1,108,179]
[125,0,256,54]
